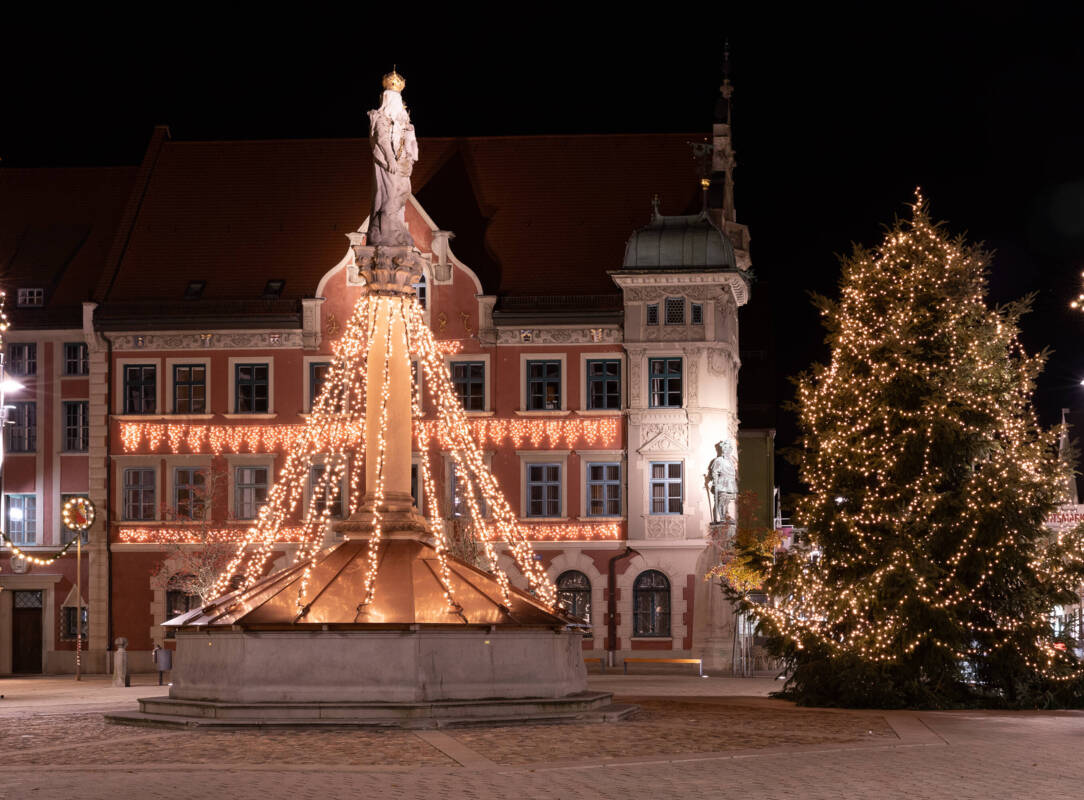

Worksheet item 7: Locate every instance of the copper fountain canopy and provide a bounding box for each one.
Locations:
[164,537,574,631]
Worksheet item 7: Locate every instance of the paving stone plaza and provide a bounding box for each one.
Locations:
[0,673,1081,799]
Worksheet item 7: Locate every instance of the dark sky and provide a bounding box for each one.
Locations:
[4,9,1084,496]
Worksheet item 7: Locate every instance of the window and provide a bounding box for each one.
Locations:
[557,570,591,626]
[7,401,36,452]
[183,281,206,300]
[6,495,36,544]
[235,363,269,413]
[451,361,485,411]
[62,607,88,639]
[450,461,486,518]
[664,297,685,325]
[411,273,426,309]
[173,365,206,413]
[262,279,285,299]
[646,304,659,326]
[174,468,207,521]
[123,468,156,520]
[309,464,343,518]
[16,288,44,307]
[63,401,88,452]
[586,463,621,516]
[309,362,331,411]
[650,462,683,514]
[691,303,703,325]
[411,463,419,509]
[63,342,89,376]
[526,463,561,517]
[633,570,671,637]
[235,466,268,519]
[61,494,90,544]
[8,343,36,376]
[649,358,682,408]
[586,360,621,410]
[526,360,561,410]
[123,364,156,414]
[165,576,201,638]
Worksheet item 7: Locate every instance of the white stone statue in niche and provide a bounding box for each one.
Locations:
[707,438,738,524]
[367,69,419,247]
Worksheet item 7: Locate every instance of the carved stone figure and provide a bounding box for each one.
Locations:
[367,70,418,247]
[707,439,738,524]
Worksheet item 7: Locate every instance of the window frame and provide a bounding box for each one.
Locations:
[525,359,562,411]
[308,361,332,412]
[7,343,37,377]
[450,360,486,412]
[449,459,488,519]
[585,358,621,411]
[7,400,36,453]
[646,303,659,326]
[62,400,88,452]
[649,461,684,515]
[172,363,208,414]
[234,465,269,520]
[664,296,685,326]
[525,462,562,518]
[16,288,44,308]
[63,342,89,376]
[234,362,270,414]
[585,461,622,517]
[122,363,157,414]
[308,462,344,520]
[122,467,157,521]
[690,303,704,325]
[173,466,209,521]
[556,570,592,628]
[5,494,37,545]
[648,357,683,409]
[632,569,671,637]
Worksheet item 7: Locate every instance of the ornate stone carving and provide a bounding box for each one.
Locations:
[495,328,622,345]
[367,76,418,247]
[707,346,739,378]
[686,355,699,407]
[638,423,689,453]
[643,326,706,342]
[644,516,685,540]
[626,347,646,406]
[110,331,306,351]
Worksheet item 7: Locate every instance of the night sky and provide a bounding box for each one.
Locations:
[4,10,1084,497]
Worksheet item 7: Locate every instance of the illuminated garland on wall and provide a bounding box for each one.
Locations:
[519,522,621,541]
[118,527,307,544]
[0,532,78,566]
[120,417,618,454]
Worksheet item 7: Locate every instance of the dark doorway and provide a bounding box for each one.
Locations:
[12,590,43,674]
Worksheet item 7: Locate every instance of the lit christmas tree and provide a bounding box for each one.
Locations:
[753,195,1084,707]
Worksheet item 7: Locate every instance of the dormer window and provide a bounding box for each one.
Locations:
[262,279,285,299]
[664,297,685,325]
[16,288,43,307]
[184,281,206,300]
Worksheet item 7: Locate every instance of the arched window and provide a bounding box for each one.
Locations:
[633,570,670,637]
[557,570,591,625]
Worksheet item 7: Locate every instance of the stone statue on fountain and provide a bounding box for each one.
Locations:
[367,69,418,247]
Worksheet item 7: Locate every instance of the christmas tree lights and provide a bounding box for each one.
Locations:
[749,195,1084,707]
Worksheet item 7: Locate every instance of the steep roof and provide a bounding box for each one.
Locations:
[97,133,705,306]
[0,166,137,328]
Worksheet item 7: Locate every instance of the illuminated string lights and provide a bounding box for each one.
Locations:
[518,523,621,541]
[120,417,618,454]
[0,533,79,566]
[753,194,1084,693]
[1070,270,1084,313]
[118,527,307,544]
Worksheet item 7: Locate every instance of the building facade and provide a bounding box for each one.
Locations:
[1,90,771,673]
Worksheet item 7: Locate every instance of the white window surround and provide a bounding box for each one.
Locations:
[517,450,570,520]
[578,351,625,414]
[647,459,685,516]
[112,455,162,522]
[518,352,568,413]
[578,450,627,519]
[4,493,40,546]
[446,353,492,413]
[165,356,212,416]
[114,357,162,415]
[227,357,275,416]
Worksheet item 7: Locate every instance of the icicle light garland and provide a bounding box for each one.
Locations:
[754,194,1084,682]
[206,292,559,610]
[118,527,307,544]
[120,417,618,454]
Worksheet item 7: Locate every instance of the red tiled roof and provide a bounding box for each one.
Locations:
[0,166,136,326]
[100,133,705,303]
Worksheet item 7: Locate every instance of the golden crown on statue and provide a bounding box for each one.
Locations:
[382,69,406,92]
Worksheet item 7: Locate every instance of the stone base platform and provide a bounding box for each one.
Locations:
[106,691,637,729]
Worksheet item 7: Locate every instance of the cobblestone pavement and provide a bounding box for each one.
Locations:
[0,675,1082,799]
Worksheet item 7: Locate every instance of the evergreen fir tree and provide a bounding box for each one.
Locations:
[753,196,1084,708]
